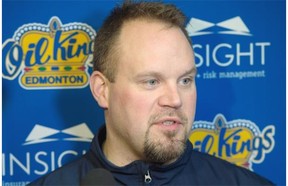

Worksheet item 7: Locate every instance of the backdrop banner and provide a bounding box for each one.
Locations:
[2,0,285,185]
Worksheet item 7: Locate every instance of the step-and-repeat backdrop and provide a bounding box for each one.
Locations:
[2,0,285,185]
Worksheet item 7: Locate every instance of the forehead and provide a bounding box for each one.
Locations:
[116,19,195,77]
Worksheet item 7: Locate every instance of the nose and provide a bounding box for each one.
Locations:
[158,84,182,109]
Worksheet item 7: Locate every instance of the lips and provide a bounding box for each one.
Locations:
[153,117,182,126]
[162,120,175,126]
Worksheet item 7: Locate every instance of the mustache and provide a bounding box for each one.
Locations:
[148,109,188,125]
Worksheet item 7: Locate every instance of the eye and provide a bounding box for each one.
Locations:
[179,77,194,86]
[147,79,158,86]
[143,79,159,89]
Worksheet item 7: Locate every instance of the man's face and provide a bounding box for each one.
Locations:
[106,20,197,164]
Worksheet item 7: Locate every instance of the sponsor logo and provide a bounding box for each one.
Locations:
[2,123,93,177]
[186,17,271,80]
[189,114,275,170]
[186,16,252,36]
[2,17,96,89]
[23,123,94,145]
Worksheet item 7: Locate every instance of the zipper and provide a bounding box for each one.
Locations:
[144,170,152,184]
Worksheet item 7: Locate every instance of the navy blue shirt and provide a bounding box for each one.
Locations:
[28,126,274,185]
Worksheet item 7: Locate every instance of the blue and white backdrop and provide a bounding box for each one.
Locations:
[2,0,286,185]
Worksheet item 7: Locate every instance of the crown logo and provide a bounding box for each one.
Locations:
[189,114,275,170]
[3,17,96,89]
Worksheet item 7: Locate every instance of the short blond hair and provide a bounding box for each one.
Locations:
[92,1,191,82]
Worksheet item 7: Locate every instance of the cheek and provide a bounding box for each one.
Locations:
[117,91,156,142]
[112,87,156,124]
[190,92,197,109]
[122,91,155,119]
[183,91,197,120]
[183,88,196,103]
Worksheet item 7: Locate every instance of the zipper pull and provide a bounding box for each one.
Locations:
[144,170,152,184]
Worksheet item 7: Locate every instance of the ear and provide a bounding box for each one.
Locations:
[90,71,109,109]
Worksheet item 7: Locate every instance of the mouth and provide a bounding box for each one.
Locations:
[162,119,181,125]
[153,118,183,131]
[162,120,177,126]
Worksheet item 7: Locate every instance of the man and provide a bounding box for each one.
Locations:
[28,1,274,185]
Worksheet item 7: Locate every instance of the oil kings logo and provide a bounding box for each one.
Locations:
[2,17,96,89]
[189,114,275,170]
[186,17,271,80]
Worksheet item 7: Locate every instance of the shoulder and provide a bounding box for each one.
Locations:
[27,154,94,186]
[189,150,274,185]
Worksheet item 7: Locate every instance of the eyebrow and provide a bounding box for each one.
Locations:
[182,66,197,77]
[134,66,197,80]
